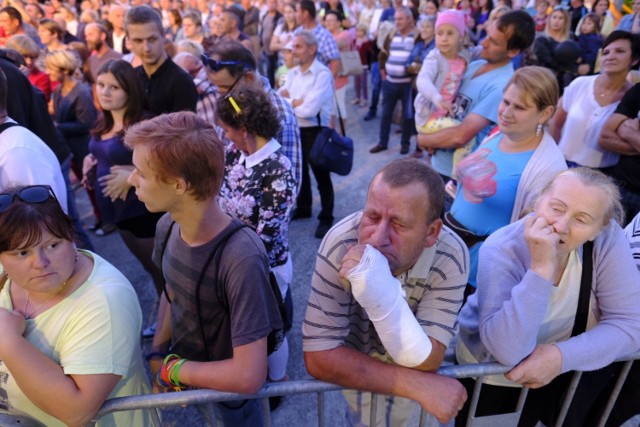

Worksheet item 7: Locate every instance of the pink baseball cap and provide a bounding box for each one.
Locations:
[436,10,466,36]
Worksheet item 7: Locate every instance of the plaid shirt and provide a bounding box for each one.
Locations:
[295,24,340,66]
[261,76,302,194]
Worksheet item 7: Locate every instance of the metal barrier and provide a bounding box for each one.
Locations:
[89,357,639,427]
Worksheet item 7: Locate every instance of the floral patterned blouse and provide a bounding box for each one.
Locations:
[219,139,296,268]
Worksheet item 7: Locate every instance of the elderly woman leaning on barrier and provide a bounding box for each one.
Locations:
[455,168,640,427]
[0,185,152,427]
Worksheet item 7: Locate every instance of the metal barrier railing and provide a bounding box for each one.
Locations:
[90,356,639,426]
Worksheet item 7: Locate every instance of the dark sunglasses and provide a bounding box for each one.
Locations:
[200,53,248,72]
[0,185,57,213]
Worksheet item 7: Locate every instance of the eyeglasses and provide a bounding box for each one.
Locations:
[219,72,246,114]
[200,53,249,72]
[0,185,57,213]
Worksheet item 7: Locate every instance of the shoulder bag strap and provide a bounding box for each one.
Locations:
[571,240,594,337]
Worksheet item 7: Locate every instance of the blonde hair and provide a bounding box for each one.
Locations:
[44,49,79,74]
[545,8,570,41]
[505,66,558,114]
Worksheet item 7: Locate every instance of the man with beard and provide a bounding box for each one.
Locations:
[85,22,122,82]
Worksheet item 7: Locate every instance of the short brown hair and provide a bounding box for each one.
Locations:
[375,158,444,223]
[0,188,75,252]
[124,112,224,201]
[125,5,163,34]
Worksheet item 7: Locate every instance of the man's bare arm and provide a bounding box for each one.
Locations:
[304,346,466,424]
[599,113,639,155]
[417,113,490,150]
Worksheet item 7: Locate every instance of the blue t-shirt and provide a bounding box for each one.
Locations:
[431,60,514,179]
[450,134,534,286]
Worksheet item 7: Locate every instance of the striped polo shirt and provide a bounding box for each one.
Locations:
[302,211,469,363]
[385,30,415,84]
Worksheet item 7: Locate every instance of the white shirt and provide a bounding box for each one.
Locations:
[558,75,621,168]
[112,31,126,54]
[0,118,68,212]
[279,59,334,128]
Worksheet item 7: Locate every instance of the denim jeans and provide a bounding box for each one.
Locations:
[378,80,413,149]
[368,62,381,113]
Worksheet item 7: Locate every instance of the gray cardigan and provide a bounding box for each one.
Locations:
[457,216,640,374]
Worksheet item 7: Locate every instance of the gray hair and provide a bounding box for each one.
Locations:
[295,30,318,48]
[538,168,624,225]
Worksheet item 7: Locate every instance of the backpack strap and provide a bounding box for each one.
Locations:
[196,221,248,360]
[571,240,594,337]
[159,220,177,304]
[0,121,19,134]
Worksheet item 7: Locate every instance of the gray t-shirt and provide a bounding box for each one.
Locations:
[153,213,282,361]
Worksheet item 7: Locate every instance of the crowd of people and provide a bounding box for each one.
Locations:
[0,0,638,425]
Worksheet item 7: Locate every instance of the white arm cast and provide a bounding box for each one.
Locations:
[346,245,432,367]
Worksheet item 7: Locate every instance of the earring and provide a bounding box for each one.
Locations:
[536,123,543,136]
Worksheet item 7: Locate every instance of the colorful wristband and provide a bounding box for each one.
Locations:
[169,358,187,388]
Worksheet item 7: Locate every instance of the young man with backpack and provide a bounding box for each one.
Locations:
[126,111,283,426]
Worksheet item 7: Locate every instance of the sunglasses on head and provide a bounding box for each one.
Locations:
[0,185,57,213]
[200,53,248,72]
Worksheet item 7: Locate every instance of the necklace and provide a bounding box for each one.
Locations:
[23,281,68,319]
[22,250,79,319]
[596,75,626,98]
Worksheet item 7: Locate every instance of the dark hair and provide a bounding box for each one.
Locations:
[0,7,22,26]
[0,189,75,252]
[592,0,609,11]
[125,5,163,34]
[376,158,444,223]
[124,111,225,200]
[299,0,317,20]
[602,30,640,67]
[92,59,149,137]
[168,8,182,26]
[38,18,64,40]
[216,86,281,140]
[579,12,601,32]
[496,10,535,52]
[223,7,242,28]
[324,9,341,22]
[426,0,439,9]
[206,39,256,76]
[27,3,45,20]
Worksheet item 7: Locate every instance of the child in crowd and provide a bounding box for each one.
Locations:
[353,23,373,107]
[576,13,603,75]
[275,40,295,89]
[534,0,549,32]
[414,10,475,169]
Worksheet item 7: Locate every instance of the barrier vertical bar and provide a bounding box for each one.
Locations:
[262,397,271,427]
[554,371,582,427]
[465,377,484,427]
[369,392,378,425]
[596,360,634,427]
[418,407,429,427]
[318,391,325,426]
